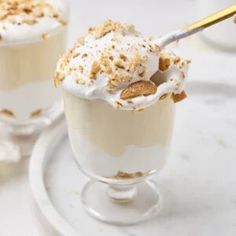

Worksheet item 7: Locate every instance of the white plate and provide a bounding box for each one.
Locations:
[29,81,236,236]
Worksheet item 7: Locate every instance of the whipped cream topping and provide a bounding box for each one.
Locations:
[0,0,67,44]
[55,20,190,110]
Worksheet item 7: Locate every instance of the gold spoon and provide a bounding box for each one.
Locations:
[158,4,236,48]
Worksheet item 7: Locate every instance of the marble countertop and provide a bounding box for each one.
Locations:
[0,0,236,235]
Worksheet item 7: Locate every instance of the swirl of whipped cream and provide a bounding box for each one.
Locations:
[55,20,190,110]
[0,0,68,45]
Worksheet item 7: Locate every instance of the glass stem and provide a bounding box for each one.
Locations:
[107,184,137,203]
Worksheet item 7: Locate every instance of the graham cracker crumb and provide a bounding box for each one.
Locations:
[174,57,181,64]
[54,71,65,87]
[23,18,37,25]
[128,52,142,72]
[75,77,85,85]
[89,20,136,39]
[89,61,100,80]
[120,54,127,61]
[81,53,88,58]
[111,171,144,179]
[159,93,169,101]
[30,109,42,118]
[113,101,123,109]
[77,37,85,46]
[42,33,49,40]
[159,55,171,71]
[78,65,84,73]
[134,106,145,112]
[172,91,187,103]
[138,67,146,77]
[0,109,15,118]
[114,59,125,69]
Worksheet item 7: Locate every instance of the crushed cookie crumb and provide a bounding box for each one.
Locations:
[23,18,38,25]
[113,101,123,109]
[81,53,88,58]
[111,171,144,179]
[120,54,127,61]
[77,37,85,46]
[138,67,146,77]
[76,77,85,85]
[89,20,136,39]
[128,52,142,72]
[159,56,171,71]
[159,93,169,101]
[155,44,161,51]
[89,61,100,79]
[106,85,116,93]
[114,59,125,69]
[54,71,65,87]
[100,56,112,74]
[181,71,186,78]
[135,106,145,112]
[30,109,42,118]
[58,17,67,26]
[174,57,181,64]
[78,65,84,73]
[126,99,133,104]
[172,91,187,103]
[42,33,49,40]
[0,109,15,118]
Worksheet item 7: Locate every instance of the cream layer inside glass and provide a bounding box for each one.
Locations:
[63,91,175,179]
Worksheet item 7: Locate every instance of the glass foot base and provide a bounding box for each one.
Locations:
[81,180,162,225]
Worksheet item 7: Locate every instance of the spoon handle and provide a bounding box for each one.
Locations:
[185,4,236,30]
[159,4,236,48]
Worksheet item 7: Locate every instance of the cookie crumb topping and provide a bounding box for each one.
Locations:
[55,20,189,110]
[0,0,67,42]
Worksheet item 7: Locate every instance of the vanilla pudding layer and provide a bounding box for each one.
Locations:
[63,91,175,178]
[0,30,65,90]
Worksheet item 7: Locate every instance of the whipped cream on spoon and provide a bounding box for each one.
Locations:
[157,4,236,49]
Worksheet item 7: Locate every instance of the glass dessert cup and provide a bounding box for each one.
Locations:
[0,1,68,136]
[63,90,175,225]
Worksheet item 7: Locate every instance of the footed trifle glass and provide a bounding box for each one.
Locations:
[0,0,68,135]
[56,20,189,225]
[63,91,175,224]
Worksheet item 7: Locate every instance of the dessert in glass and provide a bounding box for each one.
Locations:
[55,20,190,225]
[0,0,68,135]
